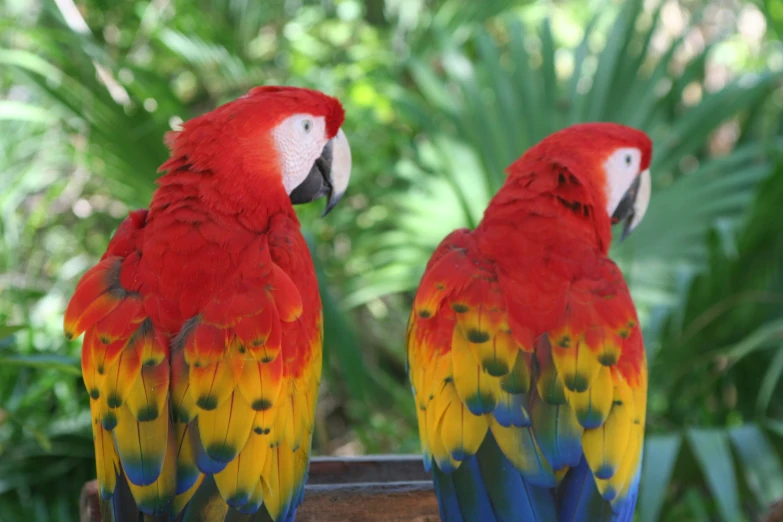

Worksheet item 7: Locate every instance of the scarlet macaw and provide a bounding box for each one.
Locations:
[64,86,352,521]
[407,123,652,521]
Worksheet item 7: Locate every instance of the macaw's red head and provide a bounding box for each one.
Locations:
[508,122,653,240]
[162,85,351,215]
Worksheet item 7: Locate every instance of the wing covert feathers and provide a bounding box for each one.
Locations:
[67,216,322,521]
[407,229,647,519]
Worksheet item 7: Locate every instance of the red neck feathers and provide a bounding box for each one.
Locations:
[478,154,611,263]
[151,153,295,233]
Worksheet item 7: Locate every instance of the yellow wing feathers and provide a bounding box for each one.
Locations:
[67,249,322,519]
[407,235,647,506]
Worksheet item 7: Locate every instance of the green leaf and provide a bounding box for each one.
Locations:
[728,425,783,507]
[0,101,54,123]
[639,433,682,522]
[309,237,373,403]
[587,0,642,122]
[0,325,26,340]
[0,49,62,78]
[0,354,81,375]
[686,428,742,522]
[725,318,783,362]
[757,346,783,415]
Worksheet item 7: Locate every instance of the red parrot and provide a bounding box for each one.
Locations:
[64,86,351,521]
[407,123,652,521]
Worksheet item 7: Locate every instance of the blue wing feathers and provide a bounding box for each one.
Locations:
[476,432,556,522]
[433,434,639,522]
[452,457,498,521]
[557,457,614,522]
[435,433,563,522]
[432,464,466,522]
[611,453,643,522]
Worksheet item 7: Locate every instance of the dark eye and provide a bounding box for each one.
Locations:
[625,155,632,165]
[303,119,312,133]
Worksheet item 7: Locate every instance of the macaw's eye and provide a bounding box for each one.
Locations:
[625,154,632,165]
[303,119,312,133]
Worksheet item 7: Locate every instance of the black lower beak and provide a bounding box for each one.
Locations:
[611,175,641,243]
[289,140,339,215]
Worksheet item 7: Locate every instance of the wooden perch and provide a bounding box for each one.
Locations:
[80,455,439,522]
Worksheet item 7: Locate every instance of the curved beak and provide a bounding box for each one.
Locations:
[611,169,651,242]
[288,128,352,216]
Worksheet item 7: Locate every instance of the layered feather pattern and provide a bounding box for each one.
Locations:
[65,85,347,521]
[66,206,323,521]
[407,150,648,521]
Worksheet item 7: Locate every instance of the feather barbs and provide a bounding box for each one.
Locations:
[407,228,647,513]
[68,239,321,519]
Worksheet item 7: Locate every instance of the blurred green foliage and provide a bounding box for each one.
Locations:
[1,0,783,520]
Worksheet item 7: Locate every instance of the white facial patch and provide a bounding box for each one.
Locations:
[604,147,642,216]
[272,114,328,194]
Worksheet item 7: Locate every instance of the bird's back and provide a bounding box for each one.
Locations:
[67,197,324,521]
[407,174,647,522]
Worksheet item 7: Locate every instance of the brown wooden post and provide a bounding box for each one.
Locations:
[79,455,440,521]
